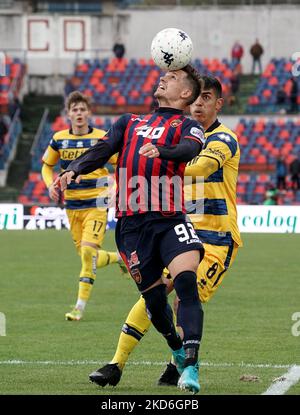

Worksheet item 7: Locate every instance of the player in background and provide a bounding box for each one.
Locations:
[88,75,243,388]
[41,91,127,322]
[56,66,205,393]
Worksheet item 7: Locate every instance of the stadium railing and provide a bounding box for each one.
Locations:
[0,108,22,186]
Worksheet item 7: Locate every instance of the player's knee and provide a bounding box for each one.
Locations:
[142,284,167,318]
[173,271,200,304]
[81,245,98,277]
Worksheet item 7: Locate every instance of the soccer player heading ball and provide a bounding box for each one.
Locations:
[56,65,205,393]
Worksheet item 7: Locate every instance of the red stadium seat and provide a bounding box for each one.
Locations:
[255,185,266,194]
[279,129,289,140]
[238,135,248,146]
[262,89,272,98]
[29,172,41,181]
[237,184,246,194]
[248,96,259,105]
[238,174,250,183]
[256,155,267,163]
[269,76,278,86]
[257,135,267,145]
[257,174,270,183]
[250,148,260,156]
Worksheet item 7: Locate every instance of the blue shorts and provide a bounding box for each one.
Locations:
[116,212,204,292]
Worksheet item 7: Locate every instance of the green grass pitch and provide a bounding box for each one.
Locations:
[0,230,299,395]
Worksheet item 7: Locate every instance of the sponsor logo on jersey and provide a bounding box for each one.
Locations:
[62,149,86,159]
[203,147,226,161]
[131,117,145,122]
[170,119,182,128]
[90,139,98,146]
[76,141,83,148]
[190,127,205,142]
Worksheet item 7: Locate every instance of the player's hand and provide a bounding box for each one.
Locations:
[139,143,160,158]
[53,171,78,191]
[48,183,60,203]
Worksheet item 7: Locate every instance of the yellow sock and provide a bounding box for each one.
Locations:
[97,249,119,268]
[111,296,151,369]
[77,245,98,305]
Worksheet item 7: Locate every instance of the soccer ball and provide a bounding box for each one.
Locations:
[151,28,193,71]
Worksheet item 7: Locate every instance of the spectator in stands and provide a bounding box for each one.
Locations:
[276,87,287,114]
[289,77,299,114]
[113,39,126,60]
[8,97,21,119]
[0,114,9,152]
[275,155,287,190]
[228,68,240,106]
[250,39,264,74]
[231,41,244,66]
[289,155,300,191]
[263,187,278,206]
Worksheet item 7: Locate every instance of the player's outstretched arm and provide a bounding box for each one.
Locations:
[41,163,61,203]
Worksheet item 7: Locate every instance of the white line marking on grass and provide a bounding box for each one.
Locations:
[0,360,296,369]
[262,365,300,395]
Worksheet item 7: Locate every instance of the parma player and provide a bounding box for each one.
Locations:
[56,66,205,393]
[41,91,127,322]
[85,76,242,390]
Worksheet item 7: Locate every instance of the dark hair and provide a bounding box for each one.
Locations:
[182,65,202,105]
[200,75,223,98]
[65,91,92,111]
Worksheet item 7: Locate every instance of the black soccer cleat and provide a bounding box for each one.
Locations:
[157,362,180,386]
[89,363,122,387]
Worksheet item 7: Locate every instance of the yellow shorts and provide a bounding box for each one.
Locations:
[163,241,238,303]
[197,242,238,303]
[66,208,108,252]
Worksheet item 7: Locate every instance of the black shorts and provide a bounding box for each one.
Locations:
[115,212,204,292]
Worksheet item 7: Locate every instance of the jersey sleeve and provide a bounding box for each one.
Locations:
[102,114,130,153]
[42,136,60,166]
[181,119,205,145]
[200,132,238,168]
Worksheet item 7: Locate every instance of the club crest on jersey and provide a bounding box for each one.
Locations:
[130,268,142,284]
[128,251,140,268]
[62,139,69,149]
[170,119,182,128]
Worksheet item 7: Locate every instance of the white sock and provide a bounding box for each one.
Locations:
[75,299,87,311]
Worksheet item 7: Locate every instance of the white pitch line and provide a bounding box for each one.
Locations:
[0,359,295,369]
[262,365,300,395]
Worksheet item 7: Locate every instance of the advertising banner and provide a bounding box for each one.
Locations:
[237,205,300,233]
[0,204,24,230]
[1,204,300,233]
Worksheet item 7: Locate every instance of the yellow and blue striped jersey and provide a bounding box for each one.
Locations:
[184,120,242,247]
[42,127,117,210]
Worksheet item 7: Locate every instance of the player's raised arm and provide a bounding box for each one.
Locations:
[56,114,128,190]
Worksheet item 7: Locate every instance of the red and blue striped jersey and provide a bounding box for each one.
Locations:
[104,108,204,217]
